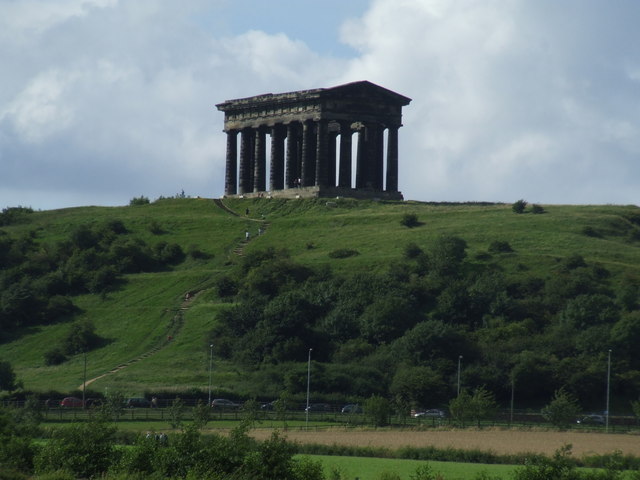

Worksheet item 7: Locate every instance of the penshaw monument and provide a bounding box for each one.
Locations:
[216,80,411,200]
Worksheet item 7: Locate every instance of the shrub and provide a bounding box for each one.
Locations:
[129,196,150,206]
[488,240,513,253]
[404,242,423,259]
[401,213,420,228]
[531,204,545,214]
[582,225,601,238]
[148,220,165,234]
[187,244,210,260]
[0,361,17,392]
[61,319,102,355]
[512,199,527,214]
[541,388,581,429]
[35,420,116,478]
[43,348,67,366]
[364,395,391,427]
[328,249,359,259]
[168,397,185,429]
[153,242,185,264]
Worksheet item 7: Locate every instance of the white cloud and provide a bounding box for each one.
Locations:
[2,69,78,143]
[337,0,640,204]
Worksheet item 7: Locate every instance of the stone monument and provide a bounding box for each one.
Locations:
[216,80,411,199]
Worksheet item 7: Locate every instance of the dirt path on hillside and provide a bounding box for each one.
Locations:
[78,291,200,390]
[248,428,640,457]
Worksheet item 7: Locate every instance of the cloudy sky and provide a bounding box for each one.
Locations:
[1,0,639,211]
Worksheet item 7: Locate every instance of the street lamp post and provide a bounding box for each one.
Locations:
[82,351,87,410]
[457,355,463,396]
[606,349,612,432]
[306,348,313,427]
[510,375,515,426]
[208,344,214,406]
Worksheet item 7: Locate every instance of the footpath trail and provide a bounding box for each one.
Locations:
[213,198,270,257]
[79,198,270,390]
[78,292,201,390]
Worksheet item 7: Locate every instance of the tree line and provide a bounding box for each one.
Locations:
[209,235,640,410]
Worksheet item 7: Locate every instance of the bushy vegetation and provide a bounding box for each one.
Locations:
[207,225,640,408]
[0,206,34,226]
[0,217,185,341]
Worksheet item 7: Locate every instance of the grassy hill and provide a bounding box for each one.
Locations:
[2,197,640,402]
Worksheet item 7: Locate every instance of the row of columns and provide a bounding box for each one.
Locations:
[224,120,400,196]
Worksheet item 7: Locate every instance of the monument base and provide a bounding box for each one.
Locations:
[225,186,403,201]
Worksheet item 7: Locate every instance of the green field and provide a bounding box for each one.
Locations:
[308,454,516,480]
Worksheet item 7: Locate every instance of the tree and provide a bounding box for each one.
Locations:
[364,395,391,427]
[631,399,640,421]
[512,199,527,214]
[0,361,17,392]
[390,366,447,407]
[449,387,497,427]
[467,386,498,427]
[541,388,581,429]
[449,389,473,427]
[193,399,211,429]
[62,319,102,355]
[429,235,468,278]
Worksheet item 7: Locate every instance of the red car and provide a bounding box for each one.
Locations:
[60,397,84,408]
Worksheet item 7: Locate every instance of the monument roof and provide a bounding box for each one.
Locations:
[216,80,411,111]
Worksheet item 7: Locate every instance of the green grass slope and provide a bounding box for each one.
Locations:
[2,197,640,397]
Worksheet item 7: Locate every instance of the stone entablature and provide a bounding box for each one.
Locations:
[216,81,411,199]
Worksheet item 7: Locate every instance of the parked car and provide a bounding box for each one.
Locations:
[304,403,331,412]
[60,397,84,408]
[261,400,282,411]
[211,398,241,409]
[85,398,103,408]
[577,414,605,425]
[125,397,151,408]
[413,409,446,418]
[341,404,363,414]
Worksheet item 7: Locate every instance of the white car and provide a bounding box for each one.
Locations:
[413,409,446,418]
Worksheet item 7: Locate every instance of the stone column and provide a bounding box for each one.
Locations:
[385,125,399,192]
[315,119,328,187]
[301,119,315,187]
[270,124,285,191]
[239,128,253,194]
[224,130,238,195]
[253,126,266,192]
[374,124,385,191]
[327,131,338,188]
[285,122,298,188]
[338,121,352,189]
[355,125,367,189]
